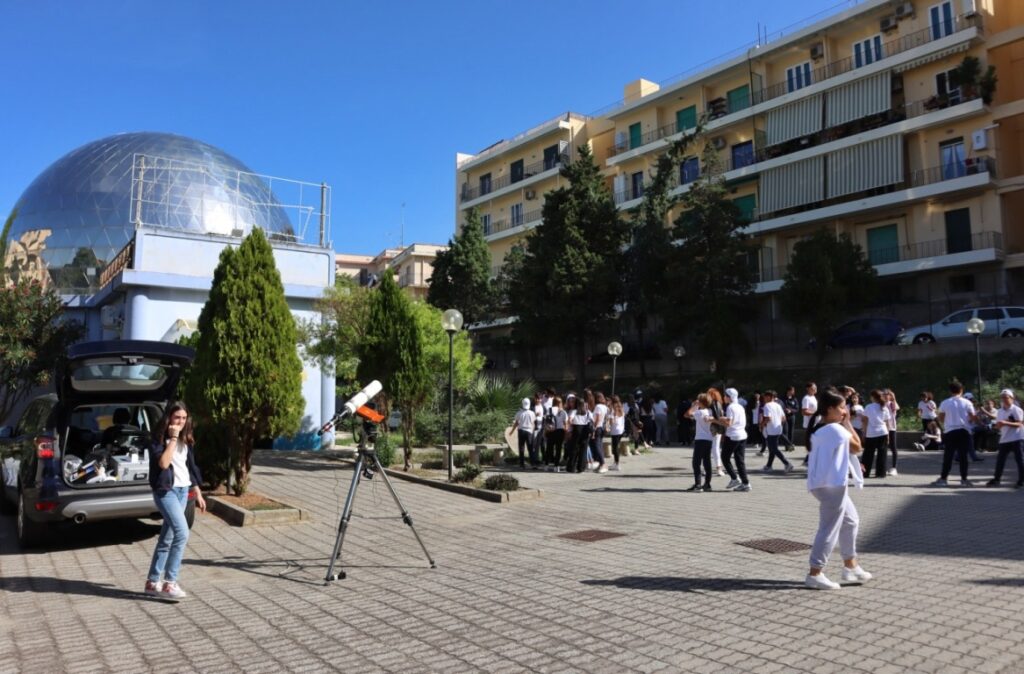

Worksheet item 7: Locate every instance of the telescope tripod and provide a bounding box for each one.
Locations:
[324,446,436,583]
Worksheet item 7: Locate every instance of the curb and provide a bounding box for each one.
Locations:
[207,495,310,527]
[377,466,544,503]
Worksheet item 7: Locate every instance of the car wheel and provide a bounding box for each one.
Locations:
[913,334,935,344]
[184,499,196,529]
[17,490,48,548]
[1003,329,1024,338]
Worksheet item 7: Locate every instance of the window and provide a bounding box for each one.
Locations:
[930,1,954,40]
[676,105,697,133]
[940,138,966,180]
[945,309,973,324]
[680,156,700,185]
[867,224,899,265]
[853,35,884,68]
[978,308,1005,321]
[479,173,492,197]
[786,62,813,92]
[631,172,644,200]
[510,203,523,227]
[543,144,560,170]
[944,208,972,254]
[629,123,642,149]
[731,141,755,169]
[949,275,975,294]
[481,213,492,235]
[732,194,757,223]
[1007,308,1024,318]
[936,69,962,105]
[510,159,524,183]
[727,85,750,113]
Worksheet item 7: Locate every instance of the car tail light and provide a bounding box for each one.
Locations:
[34,500,59,512]
[35,436,55,460]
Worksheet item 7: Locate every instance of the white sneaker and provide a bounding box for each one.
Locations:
[159,581,187,601]
[716,467,726,477]
[609,463,620,471]
[587,461,594,470]
[597,464,608,473]
[734,483,751,492]
[805,573,841,590]
[841,566,873,583]
[725,478,740,489]
[887,468,898,477]
[913,442,924,452]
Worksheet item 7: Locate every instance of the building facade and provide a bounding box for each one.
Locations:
[335,243,446,300]
[456,0,1024,341]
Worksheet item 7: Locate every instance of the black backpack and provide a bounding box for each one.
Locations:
[543,409,557,432]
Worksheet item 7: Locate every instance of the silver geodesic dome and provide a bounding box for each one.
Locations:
[2,131,294,291]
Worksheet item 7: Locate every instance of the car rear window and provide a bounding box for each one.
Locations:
[1007,308,1024,318]
[70,362,169,392]
[977,308,1005,321]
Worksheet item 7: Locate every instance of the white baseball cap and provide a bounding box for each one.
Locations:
[1001,389,1015,399]
[725,387,739,401]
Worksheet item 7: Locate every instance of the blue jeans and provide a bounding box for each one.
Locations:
[148,487,190,583]
[764,434,790,468]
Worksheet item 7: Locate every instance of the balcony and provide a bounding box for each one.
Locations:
[397,269,429,288]
[461,154,568,203]
[484,208,543,239]
[753,13,982,106]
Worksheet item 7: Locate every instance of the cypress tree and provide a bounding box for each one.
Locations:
[189,228,304,494]
[427,207,494,324]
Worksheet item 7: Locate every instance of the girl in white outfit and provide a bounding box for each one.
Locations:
[805,388,873,590]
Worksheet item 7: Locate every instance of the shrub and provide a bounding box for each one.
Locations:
[419,450,445,470]
[453,452,468,469]
[374,433,397,467]
[483,474,520,491]
[413,407,509,446]
[453,464,483,483]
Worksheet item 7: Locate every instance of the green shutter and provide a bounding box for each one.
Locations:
[867,224,899,265]
[727,85,750,113]
[676,106,697,132]
[629,122,642,149]
[732,194,757,223]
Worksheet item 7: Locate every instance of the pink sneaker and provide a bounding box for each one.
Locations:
[159,581,187,601]
[144,580,160,597]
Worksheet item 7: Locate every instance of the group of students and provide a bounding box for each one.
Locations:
[510,389,657,474]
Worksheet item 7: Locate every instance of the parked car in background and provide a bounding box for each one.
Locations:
[897,306,1024,345]
[0,340,195,547]
[813,318,904,349]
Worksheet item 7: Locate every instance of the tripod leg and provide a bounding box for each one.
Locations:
[325,453,364,583]
[371,454,437,569]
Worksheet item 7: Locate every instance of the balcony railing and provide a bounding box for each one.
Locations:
[753,13,982,106]
[484,208,543,237]
[461,153,569,202]
[397,270,429,288]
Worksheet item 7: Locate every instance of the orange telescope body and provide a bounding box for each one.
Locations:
[355,405,385,423]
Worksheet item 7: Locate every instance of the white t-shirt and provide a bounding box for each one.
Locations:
[918,400,937,420]
[653,400,668,416]
[693,408,714,441]
[553,408,568,430]
[171,441,190,488]
[514,409,535,433]
[592,403,608,430]
[939,396,975,432]
[724,402,748,441]
[850,404,864,431]
[608,411,626,435]
[863,402,891,438]
[752,403,761,425]
[801,394,818,428]
[997,404,1024,443]
[569,410,594,427]
[885,401,899,431]
[807,423,863,490]
[762,401,785,436]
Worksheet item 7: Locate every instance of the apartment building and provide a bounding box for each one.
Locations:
[335,243,446,300]
[456,0,1024,333]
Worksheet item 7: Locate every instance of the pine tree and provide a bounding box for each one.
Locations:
[188,228,304,494]
[358,270,429,470]
[427,207,494,324]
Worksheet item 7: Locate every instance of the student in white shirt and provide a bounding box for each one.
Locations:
[884,389,900,477]
[917,391,937,433]
[801,381,819,459]
[805,388,871,590]
[653,395,670,446]
[588,392,609,473]
[716,388,751,491]
[859,389,892,478]
[511,398,537,469]
[543,396,569,472]
[759,390,792,472]
[566,398,595,474]
[933,380,977,486]
[685,393,716,491]
[914,420,942,452]
[989,389,1024,487]
[607,396,627,471]
[849,392,865,444]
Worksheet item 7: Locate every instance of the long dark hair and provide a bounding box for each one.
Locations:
[810,388,846,436]
[155,400,195,446]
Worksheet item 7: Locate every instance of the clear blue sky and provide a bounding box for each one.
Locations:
[2,0,854,255]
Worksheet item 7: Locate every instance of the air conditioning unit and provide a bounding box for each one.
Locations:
[525,189,536,200]
[962,0,977,17]
[880,15,898,32]
[810,42,824,61]
[894,2,914,19]
[711,136,727,150]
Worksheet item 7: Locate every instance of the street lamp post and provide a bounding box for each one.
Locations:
[442,309,464,482]
[967,317,986,397]
[673,345,686,377]
[608,341,623,397]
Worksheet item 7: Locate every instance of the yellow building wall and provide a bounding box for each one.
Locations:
[996,112,1024,178]
[988,0,1024,34]
[988,40,1024,106]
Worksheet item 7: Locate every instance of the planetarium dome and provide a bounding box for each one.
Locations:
[2,131,294,291]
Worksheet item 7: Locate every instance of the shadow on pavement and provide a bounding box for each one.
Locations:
[580,487,693,494]
[0,516,160,556]
[969,578,1024,587]
[581,576,806,592]
[0,575,146,600]
[183,556,430,586]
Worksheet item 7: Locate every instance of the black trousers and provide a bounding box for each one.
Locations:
[546,429,565,466]
[721,437,749,484]
[517,429,536,467]
[862,435,888,477]
[941,428,972,480]
[994,440,1024,484]
[566,425,590,472]
[693,439,712,486]
[610,434,624,462]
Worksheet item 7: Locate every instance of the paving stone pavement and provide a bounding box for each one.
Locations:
[2,446,1024,674]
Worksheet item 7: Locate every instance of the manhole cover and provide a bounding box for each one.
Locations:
[558,529,626,543]
[736,538,812,554]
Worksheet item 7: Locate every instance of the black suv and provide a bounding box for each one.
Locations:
[0,340,195,546]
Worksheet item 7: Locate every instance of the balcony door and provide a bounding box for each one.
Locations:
[731,141,755,170]
[867,224,899,265]
[511,159,524,183]
[543,144,559,170]
[479,173,492,197]
[944,208,972,254]
[930,1,954,40]
[940,138,966,180]
[631,172,644,200]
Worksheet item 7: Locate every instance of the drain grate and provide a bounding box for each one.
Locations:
[736,538,812,554]
[558,529,626,543]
